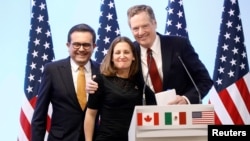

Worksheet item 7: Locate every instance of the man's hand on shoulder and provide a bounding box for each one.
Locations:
[86,75,98,94]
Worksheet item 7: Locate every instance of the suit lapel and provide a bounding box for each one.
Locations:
[134,42,145,85]
[57,57,78,102]
[159,34,172,91]
[90,60,100,76]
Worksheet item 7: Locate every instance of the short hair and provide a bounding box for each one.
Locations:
[67,23,96,44]
[127,4,156,26]
[100,36,139,78]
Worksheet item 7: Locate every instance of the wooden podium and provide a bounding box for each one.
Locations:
[128,104,214,141]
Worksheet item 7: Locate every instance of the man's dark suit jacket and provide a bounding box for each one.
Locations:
[135,33,213,105]
[31,57,100,141]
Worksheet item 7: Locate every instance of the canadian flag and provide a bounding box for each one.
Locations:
[137,112,159,126]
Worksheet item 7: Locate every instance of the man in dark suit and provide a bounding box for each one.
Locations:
[31,23,99,141]
[127,4,213,105]
[86,5,212,105]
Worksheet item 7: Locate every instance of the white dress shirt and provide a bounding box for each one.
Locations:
[140,35,163,93]
[70,58,92,100]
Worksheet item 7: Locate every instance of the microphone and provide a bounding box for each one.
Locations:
[142,50,153,105]
[177,53,202,104]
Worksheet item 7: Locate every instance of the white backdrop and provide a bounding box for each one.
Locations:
[0,0,249,140]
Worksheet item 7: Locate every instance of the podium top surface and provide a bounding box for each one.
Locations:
[133,104,214,130]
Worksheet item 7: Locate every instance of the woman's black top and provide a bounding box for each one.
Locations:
[87,74,142,141]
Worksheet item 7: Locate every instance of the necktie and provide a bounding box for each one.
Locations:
[77,66,87,110]
[147,49,163,93]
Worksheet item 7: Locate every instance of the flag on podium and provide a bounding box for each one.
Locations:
[135,105,214,128]
[94,0,120,63]
[164,0,188,38]
[192,111,214,125]
[18,0,54,140]
[165,112,186,125]
[137,112,159,126]
[209,0,250,124]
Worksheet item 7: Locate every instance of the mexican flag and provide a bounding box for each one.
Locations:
[165,112,186,125]
[137,112,159,126]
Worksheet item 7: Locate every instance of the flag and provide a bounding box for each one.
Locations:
[209,0,250,124]
[164,0,188,38]
[137,112,159,126]
[18,0,55,140]
[192,111,214,125]
[165,112,186,125]
[94,0,120,63]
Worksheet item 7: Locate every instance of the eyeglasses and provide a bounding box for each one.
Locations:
[71,42,92,49]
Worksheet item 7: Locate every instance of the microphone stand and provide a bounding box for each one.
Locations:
[177,55,202,104]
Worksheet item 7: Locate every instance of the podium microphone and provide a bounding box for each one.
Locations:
[177,54,202,104]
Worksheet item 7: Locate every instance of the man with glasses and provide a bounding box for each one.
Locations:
[31,23,100,141]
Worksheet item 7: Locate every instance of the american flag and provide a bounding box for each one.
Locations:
[209,0,250,124]
[94,0,120,63]
[18,0,54,140]
[164,0,188,38]
[192,111,214,125]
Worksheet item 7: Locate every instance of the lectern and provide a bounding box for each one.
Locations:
[128,104,214,141]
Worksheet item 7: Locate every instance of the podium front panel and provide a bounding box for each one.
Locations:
[129,104,214,141]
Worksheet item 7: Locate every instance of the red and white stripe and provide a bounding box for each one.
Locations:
[18,95,52,141]
[209,73,250,124]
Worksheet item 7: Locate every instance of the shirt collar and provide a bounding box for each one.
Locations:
[140,34,160,56]
[70,58,91,72]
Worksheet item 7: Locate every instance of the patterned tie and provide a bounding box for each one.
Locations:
[147,49,163,93]
[77,66,87,110]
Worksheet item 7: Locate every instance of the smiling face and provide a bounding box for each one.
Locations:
[129,11,157,48]
[67,31,95,66]
[112,41,135,74]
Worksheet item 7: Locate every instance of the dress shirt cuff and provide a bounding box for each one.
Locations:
[182,96,190,104]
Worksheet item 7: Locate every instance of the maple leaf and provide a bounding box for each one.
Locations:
[144,115,152,122]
